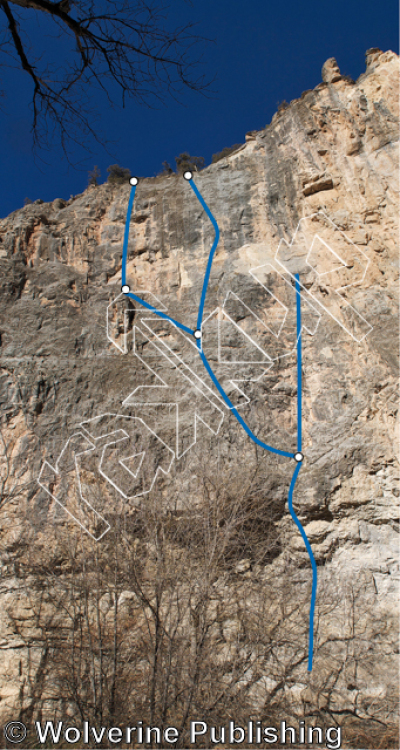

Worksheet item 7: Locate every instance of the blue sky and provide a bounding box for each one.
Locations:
[0,0,398,217]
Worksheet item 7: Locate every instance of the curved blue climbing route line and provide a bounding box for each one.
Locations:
[121,177,317,670]
[287,461,318,672]
[197,345,294,459]
[188,179,220,331]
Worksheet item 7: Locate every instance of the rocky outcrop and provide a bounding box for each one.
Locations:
[0,49,398,741]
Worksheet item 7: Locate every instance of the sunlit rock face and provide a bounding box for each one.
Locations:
[0,49,398,729]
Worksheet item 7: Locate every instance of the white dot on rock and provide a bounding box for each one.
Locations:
[129,177,138,186]
[194,329,202,339]
[122,284,130,293]
[183,171,193,181]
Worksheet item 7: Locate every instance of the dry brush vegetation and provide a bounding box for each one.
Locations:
[1,448,398,749]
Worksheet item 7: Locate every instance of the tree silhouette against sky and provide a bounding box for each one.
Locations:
[0,0,210,154]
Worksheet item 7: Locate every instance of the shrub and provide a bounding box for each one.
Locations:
[277,99,289,112]
[211,144,242,164]
[158,160,174,176]
[175,152,205,174]
[88,165,101,186]
[107,164,131,184]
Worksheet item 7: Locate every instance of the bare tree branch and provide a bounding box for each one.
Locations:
[0,0,211,154]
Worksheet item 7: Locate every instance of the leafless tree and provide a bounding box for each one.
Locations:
[3,454,398,749]
[2,461,306,744]
[0,0,210,153]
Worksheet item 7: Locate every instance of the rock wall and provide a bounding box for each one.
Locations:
[0,49,398,742]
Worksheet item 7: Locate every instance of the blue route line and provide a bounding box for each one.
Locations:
[287,462,318,672]
[296,274,302,453]
[292,273,317,671]
[121,176,318,669]
[121,184,136,288]
[188,180,220,331]
[121,184,194,336]
[197,345,294,459]
[126,292,194,336]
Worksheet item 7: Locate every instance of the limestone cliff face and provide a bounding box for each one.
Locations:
[0,49,398,737]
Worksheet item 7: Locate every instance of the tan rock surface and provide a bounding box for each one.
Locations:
[0,49,398,737]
